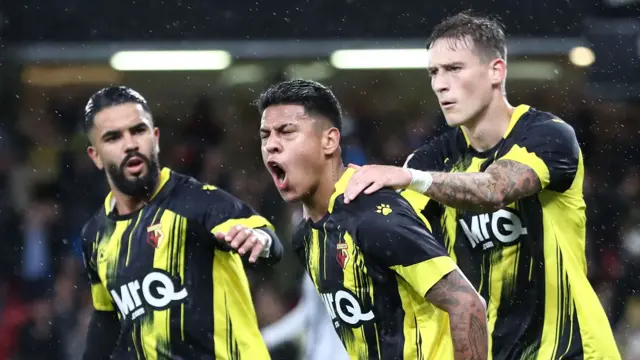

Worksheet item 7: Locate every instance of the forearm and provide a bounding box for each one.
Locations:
[426,172,502,213]
[425,270,488,360]
[447,296,488,360]
[82,310,120,360]
[409,160,541,212]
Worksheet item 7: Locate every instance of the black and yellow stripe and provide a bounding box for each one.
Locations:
[405,104,620,359]
[82,168,273,359]
[293,168,456,360]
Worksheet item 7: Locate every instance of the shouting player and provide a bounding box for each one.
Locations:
[80,86,282,360]
[257,79,488,360]
[343,12,621,360]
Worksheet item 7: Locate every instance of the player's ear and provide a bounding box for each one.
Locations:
[489,58,507,87]
[153,127,161,154]
[87,146,104,170]
[322,127,341,156]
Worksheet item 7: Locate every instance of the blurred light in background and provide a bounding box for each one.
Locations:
[569,46,596,67]
[330,49,429,69]
[110,50,232,71]
[286,62,334,81]
[22,66,123,87]
[508,61,562,80]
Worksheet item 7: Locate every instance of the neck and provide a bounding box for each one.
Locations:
[303,161,346,223]
[462,95,514,152]
[112,191,147,216]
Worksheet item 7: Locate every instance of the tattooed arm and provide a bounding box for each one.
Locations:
[343,160,541,211]
[426,269,488,360]
[425,159,541,213]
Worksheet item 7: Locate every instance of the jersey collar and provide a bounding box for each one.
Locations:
[460,104,531,147]
[328,167,356,213]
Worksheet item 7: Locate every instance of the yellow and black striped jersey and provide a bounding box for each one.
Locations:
[404,105,620,360]
[292,168,457,360]
[81,167,275,360]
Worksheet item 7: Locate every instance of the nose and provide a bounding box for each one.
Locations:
[122,132,139,152]
[432,73,449,94]
[264,135,281,154]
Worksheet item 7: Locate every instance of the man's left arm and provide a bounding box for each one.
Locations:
[202,185,283,265]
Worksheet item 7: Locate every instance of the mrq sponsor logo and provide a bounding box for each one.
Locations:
[110,270,188,320]
[459,208,528,250]
[320,289,374,328]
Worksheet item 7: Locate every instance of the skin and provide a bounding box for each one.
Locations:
[260,103,488,359]
[86,102,267,263]
[342,36,542,212]
[259,104,343,222]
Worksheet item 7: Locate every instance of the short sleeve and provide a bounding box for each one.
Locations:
[354,192,456,297]
[499,119,580,192]
[80,222,114,312]
[200,185,274,234]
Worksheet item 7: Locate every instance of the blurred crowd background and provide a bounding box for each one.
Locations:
[1,0,640,359]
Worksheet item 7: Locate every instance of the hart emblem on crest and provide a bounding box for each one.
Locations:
[336,241,349,269]
[147,224,165,248]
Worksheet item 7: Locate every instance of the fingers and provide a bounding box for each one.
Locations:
[344,170,373,204]
[229,227,251,250]
[363,182,384,195]
[218,225,265,263]
[248,242,264,263]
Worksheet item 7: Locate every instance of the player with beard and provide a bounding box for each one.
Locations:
[80,86,282,360]
[257,79,488,360]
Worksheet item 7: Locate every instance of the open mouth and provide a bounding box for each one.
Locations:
[267,161,288,190]
[125,157,145,174]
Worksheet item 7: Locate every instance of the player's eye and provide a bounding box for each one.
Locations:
[131,125,147,134]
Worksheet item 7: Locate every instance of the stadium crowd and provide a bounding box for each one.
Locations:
[0,84,639,359]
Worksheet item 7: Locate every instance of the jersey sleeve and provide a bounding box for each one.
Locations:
[354,192,457,297]
[200,185,274,235]
[80,222,114,312]
[499,118,580,192]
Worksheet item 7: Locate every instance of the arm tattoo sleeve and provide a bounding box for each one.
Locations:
[425,270,488,360]
[425,160,542,212]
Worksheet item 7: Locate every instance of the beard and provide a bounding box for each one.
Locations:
[106,151,160,200]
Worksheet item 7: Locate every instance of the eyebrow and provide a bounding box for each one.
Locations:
[260,122,296,132]
[100,122,147,140]
[428,61,465,70]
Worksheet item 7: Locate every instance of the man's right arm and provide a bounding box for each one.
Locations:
[425,269,488,360]
[80,222,120,359]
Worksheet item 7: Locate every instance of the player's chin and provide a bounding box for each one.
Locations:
[277,188,301,203]
[443,114,466,128]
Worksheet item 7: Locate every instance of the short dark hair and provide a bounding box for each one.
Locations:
[256,79,342,131]
[84,86,151,133]
[427,11,507,61]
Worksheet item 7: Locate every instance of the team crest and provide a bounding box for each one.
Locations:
[336,241,350,269]
[147,224,165,248]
